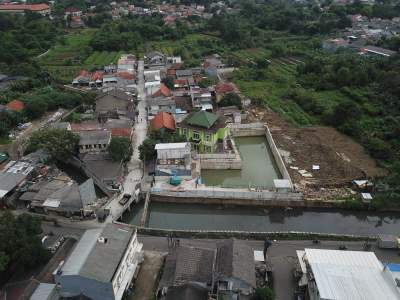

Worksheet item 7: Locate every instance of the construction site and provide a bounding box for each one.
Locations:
[245,105,387,201]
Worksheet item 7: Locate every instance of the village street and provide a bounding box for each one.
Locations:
[106,60,148,220]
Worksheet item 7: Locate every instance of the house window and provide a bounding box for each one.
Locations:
[193,131,200,140]
[205,134,211,142]
[182,128,187,137]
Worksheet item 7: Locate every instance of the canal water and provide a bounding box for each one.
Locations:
[123,202,400,235]
[201,136,281,188]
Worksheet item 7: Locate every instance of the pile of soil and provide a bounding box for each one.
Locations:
[245,106,387,189]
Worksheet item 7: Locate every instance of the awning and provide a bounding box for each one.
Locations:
[42,199,61,208]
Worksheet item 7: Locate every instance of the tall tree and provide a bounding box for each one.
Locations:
[27,128,79,160]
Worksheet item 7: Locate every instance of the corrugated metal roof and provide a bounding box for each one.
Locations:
[79,178,96,207]
[155,143,189,150]
[29,283,57,300]
[61,228,102,275]
[304,248,400,300]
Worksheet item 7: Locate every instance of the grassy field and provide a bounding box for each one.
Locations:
[39,29,96,66]
[232,48,272,63]
[136,34,220,57]
[83,51,123,67]
[234,57,349,126]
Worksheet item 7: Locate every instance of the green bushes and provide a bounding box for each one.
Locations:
[219,93,242,109]
[252,287,275,300]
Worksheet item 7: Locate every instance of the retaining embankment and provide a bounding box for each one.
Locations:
[114,221,374,241]
[199,136,242,169]
[150,190,303,207]
[229,123,266,137]
[199,155,242,169]
[264,126,292,186]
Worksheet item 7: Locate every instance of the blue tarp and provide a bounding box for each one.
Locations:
[386,263,400,272]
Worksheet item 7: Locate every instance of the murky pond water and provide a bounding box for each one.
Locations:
[201,136,281,188]
[124,202,400,235]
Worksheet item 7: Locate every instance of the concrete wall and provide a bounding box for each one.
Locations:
[199,153,242,169]
[199,135,242,170]
[229,123,266,137]
[127,224,373,241]
[150,190,303,207]
[264,126,293,188]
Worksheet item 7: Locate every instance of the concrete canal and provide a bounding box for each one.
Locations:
[201,136,281,188]
[122,202,400,235]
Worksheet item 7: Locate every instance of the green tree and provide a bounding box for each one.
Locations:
[330,100,362,126]
[108,137,132,162]
[219,92,242,109]
[252,287,275,300]
[139,138,157,161]
[25,99,48,119]
[0,212,50,272]
[162,77,174,90]
[27,128,79,160]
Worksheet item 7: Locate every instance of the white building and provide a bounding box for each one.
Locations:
[117,54,136,74]
[55,223,143,300]
[144,70,161,95]
[155,142,192,177]
[296,248,400,300]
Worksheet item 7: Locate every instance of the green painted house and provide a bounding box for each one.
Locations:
[177,111,227,153]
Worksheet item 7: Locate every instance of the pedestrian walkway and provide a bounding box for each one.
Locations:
[106,60,148,220]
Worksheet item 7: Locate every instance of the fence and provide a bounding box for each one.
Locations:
[150,189,303,207]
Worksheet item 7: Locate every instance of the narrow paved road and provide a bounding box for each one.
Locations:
[106,60,147,220]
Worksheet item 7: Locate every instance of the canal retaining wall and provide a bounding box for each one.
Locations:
[115,221,373,241]
[150,190,303,206]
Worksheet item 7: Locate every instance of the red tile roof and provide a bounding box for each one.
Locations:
[117,72,135,80]
[167,69,176,76]
[6,99,25,112]
[215,83,235,94]
[71,122,101,132]
[65,7,81,13]
[111,128,132,137]
[150,112,175,131]
[152,83,172,98]
[174,79,188,85]
[91,71,103,81]
[79,70,90,77]
[171,63,183,69]
[0,3,50,11]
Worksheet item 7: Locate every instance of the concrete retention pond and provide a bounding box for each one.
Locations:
[202,136,281,189]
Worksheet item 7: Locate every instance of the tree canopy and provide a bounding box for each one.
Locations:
[219,92,242,109]
[0,212,50,272]
[108,137,132,162]
[139,131,185,161]
[27,128,80,160]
